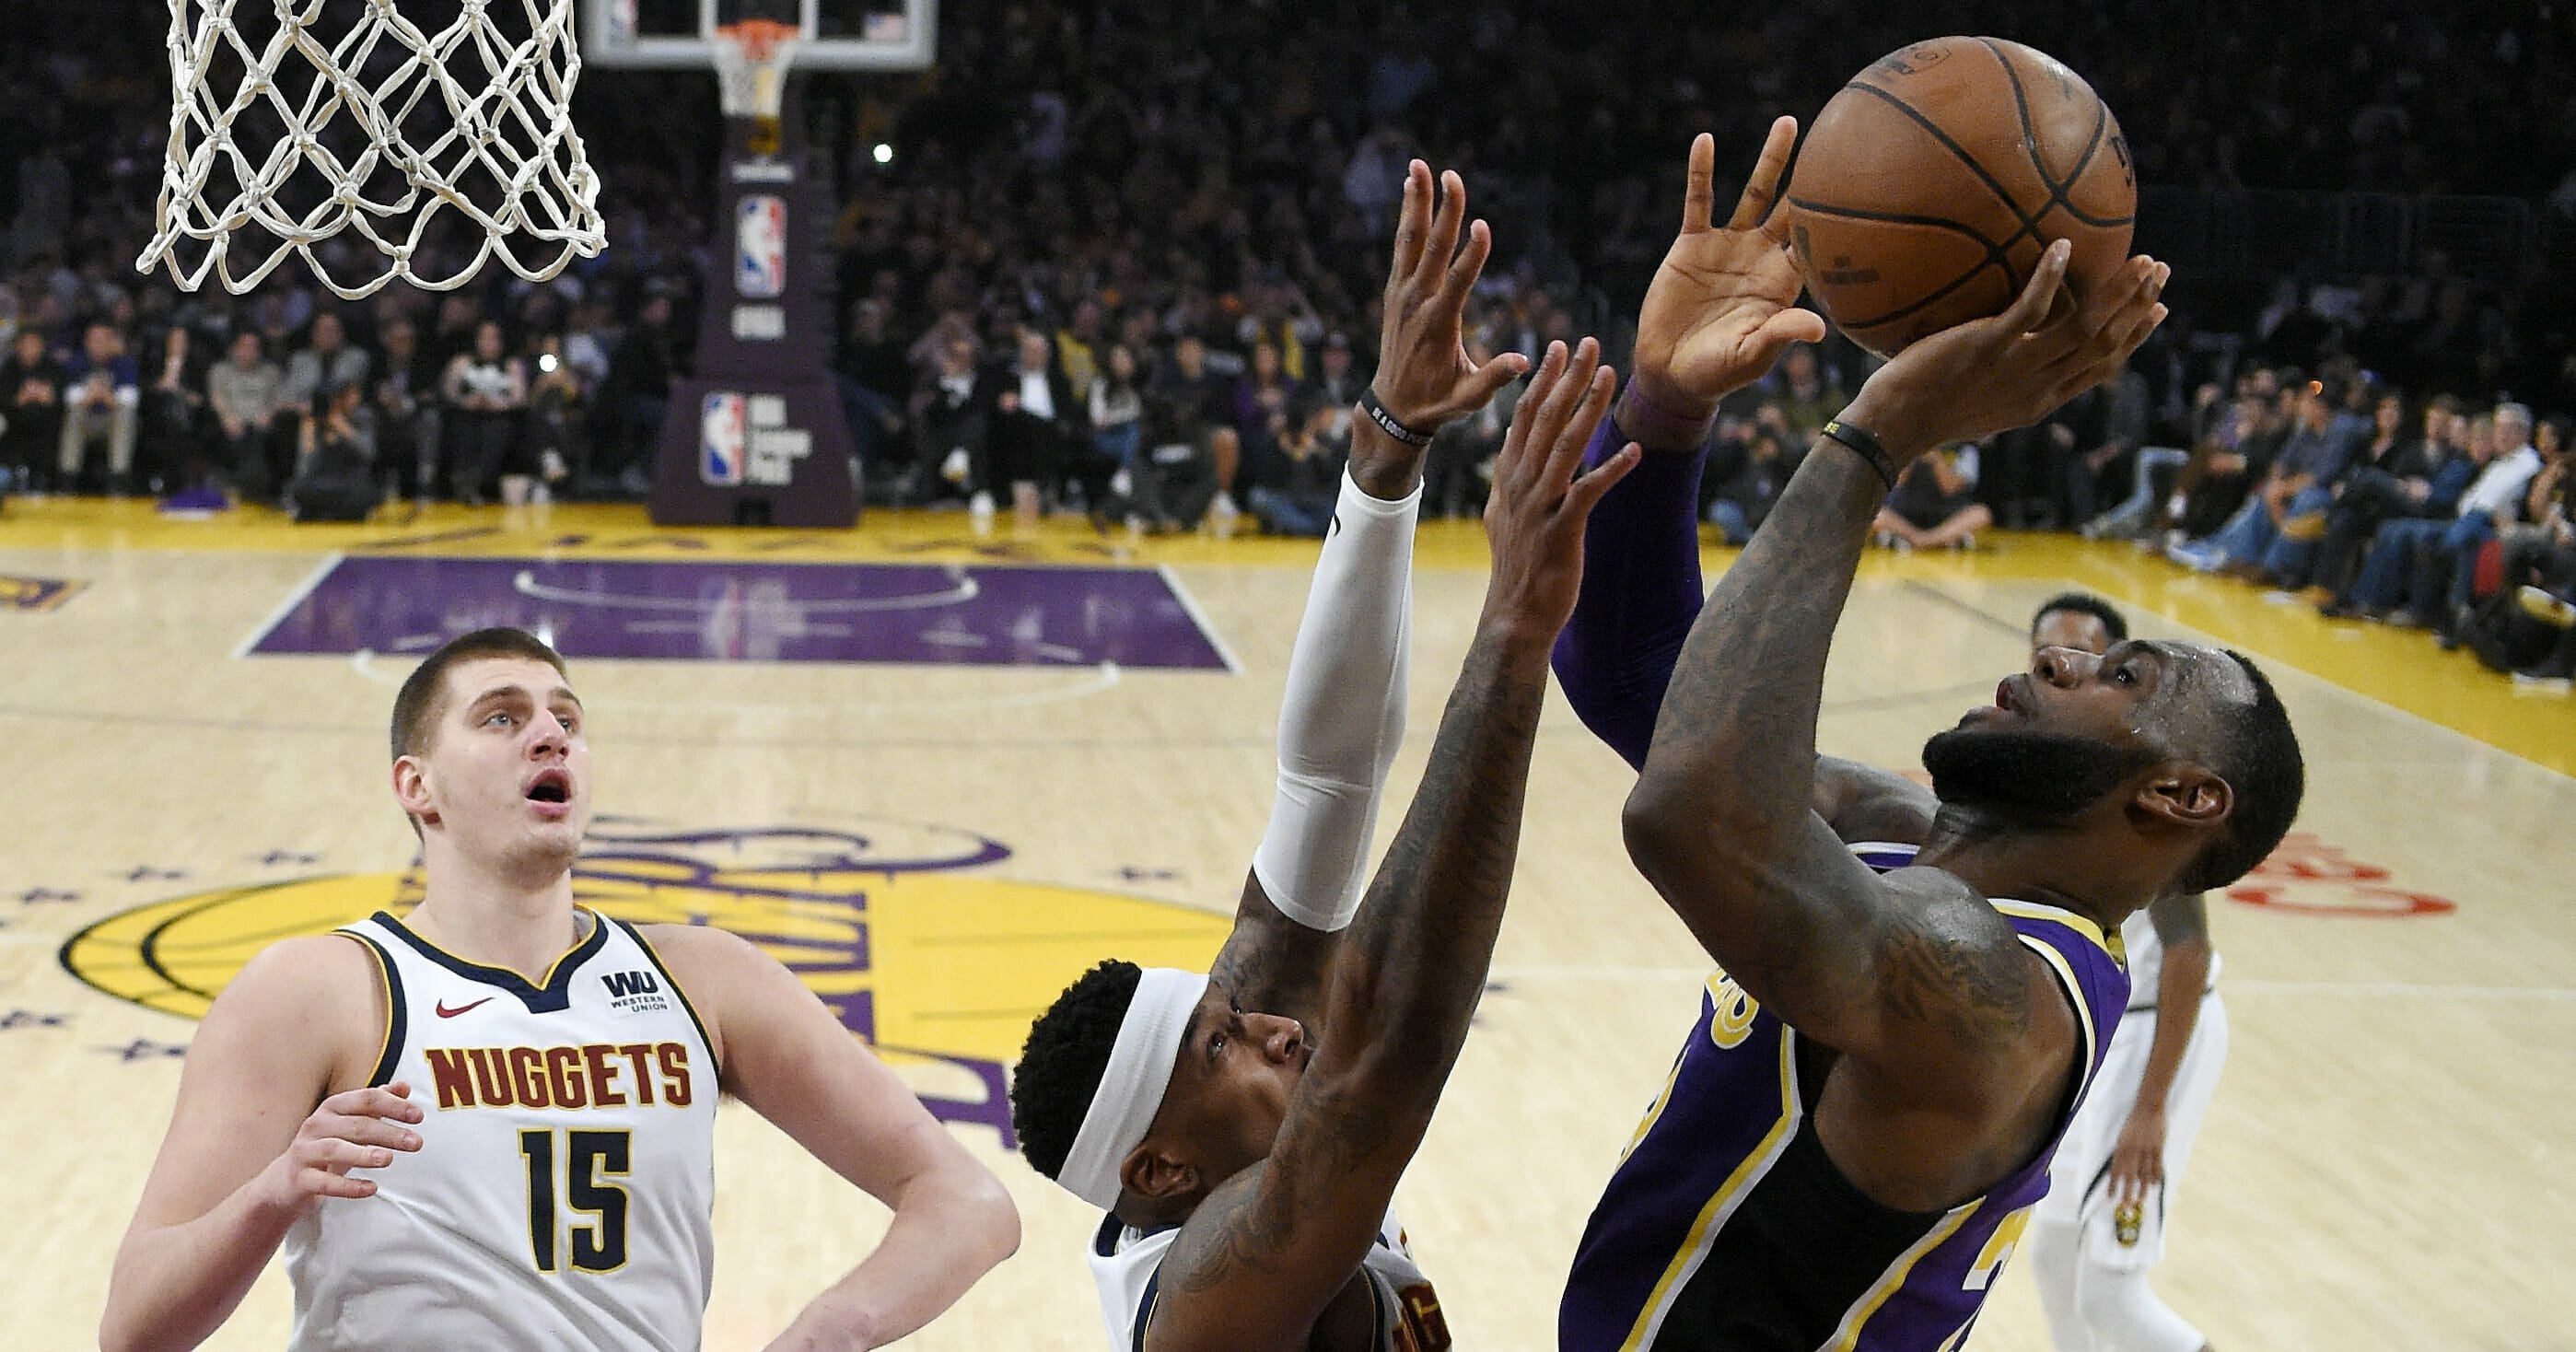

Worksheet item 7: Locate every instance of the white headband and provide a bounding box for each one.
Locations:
[1055,967,1209,1211]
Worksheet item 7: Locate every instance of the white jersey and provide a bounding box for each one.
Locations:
[2117,902,2221,1010]
[285,908,718,1352]
[1089,1204,1451,1351]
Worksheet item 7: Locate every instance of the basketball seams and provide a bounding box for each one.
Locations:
[1785,195,2015,333]
[1979,38,2133,232]
[1839,80,2043,236]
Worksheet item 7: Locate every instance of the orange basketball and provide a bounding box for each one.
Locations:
[1783,37,2135,357]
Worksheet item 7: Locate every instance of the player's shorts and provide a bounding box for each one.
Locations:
[2036,991,2229,1270]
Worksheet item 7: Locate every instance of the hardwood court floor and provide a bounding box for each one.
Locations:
[1,497,2568,1350]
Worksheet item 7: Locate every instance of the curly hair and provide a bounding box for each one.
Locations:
[1010,960,1144,1181]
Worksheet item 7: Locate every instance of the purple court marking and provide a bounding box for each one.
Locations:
[246,556,1230,670]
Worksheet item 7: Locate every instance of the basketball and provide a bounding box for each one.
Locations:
[1784,37,2136,356]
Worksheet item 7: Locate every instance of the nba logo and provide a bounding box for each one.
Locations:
[737,195,787,298]
[701,392,747,485]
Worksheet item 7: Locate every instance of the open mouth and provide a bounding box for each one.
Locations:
[525,769,571,806]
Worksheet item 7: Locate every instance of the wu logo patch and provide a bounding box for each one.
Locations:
[602,969,671,1017]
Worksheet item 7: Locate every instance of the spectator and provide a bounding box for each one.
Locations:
[369,318,439,500]
[1704,423,1793,546]
[1245,403,1346,536]
[2063,366,2151,530]
[1875,444,1992,551]
[143,323,208,495]
[278,311,370,419]
[598,292,677,495]
[207,329,287,501]
[2167,381,2359,586]
[2314,395,2464,606]
[1152,334,1241,526]
[2340,405,2537,626]
[284,379,380,520]
[58,320,141,494]
[1087,342,1145,476]
[990,328,1083,529]
[439,319,526,505]
[1,328,64,491]
[1766,344,1846,449]
[524,332,587,500]
[910,331,990,509]
[2422,402,2545,643]
[1233,339,1303,495]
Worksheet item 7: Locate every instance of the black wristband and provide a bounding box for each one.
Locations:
[1357,387,1434,447]
[1821,418,1901,491]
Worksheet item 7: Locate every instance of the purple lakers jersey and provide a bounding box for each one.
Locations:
[1560,843,2130,1351]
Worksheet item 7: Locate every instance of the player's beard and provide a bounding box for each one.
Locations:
[1920,727,2159,826]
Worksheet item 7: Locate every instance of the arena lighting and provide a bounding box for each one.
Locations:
[873,143,894,165]
[540,353,560,373]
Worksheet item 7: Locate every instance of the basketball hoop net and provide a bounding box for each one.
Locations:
[712,18,799,149]
[139,0,608,298]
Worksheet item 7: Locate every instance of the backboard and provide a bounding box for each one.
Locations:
[585,0,937,70]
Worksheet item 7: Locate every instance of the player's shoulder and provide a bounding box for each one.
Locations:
[627,920,766,980]
[199,933,385,1087]
[224,931,384,1009]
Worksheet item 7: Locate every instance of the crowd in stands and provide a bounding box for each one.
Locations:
[1,0,2570,672]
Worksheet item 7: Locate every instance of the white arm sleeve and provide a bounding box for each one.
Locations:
[1249,469,1417,931]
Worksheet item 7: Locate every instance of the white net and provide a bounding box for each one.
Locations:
[140,0,608,298]
[712,20,800,122]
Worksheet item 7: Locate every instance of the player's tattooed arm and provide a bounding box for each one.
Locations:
[1148,342,1635,1352]
[1624,240,2166,1079]
[1207,880,1342,1032]
[1813,755,1937,845]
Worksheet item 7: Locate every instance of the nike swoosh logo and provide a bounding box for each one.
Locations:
[435,997,495,1019]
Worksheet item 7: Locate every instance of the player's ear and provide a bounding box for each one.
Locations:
[392,754,437,824]
[2132,761,2231,831]
[1121,1142,1198,1206]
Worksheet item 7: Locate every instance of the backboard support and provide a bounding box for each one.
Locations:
[585,0,935,70]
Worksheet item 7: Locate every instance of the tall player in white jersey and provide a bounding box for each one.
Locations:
[2023,595,2229,1352]
[101,627,1019,1351]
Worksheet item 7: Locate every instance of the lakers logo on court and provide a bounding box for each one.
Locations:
[58,813,1229,1148]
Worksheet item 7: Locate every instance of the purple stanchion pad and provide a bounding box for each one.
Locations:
[248,556,1230,670]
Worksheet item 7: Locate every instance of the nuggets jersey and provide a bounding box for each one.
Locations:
[1090,1205,1451,1351]
[1560,844,2130,1352]
[284,909,718,1352]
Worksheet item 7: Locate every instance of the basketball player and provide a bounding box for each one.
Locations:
[1541,122,2303,1350]
[1009,163,1640,1351]
[2022,594,2228,1352]
[101,629,1020,1351]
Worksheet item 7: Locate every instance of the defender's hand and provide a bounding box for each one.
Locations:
[1627,120,1828,425]
[2105,1104,2168,1209]
[1480,338,1639,645]
[258,1083,423,1213]
[1841,240,2169,462]
[1370,164,1528,446]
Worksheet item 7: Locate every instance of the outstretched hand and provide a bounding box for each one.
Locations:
[1841,240,2171,462]
[1480,338,1640,643]
[1370,164,1529,451]
[1627,120,1828,425]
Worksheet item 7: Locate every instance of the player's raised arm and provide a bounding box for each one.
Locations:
[101,938,417,1352]
[641,925,1019,1351]
[1146,341,1638,1352]
[1622,239,2168,1073]
[1554,122,1824,767]
[1550,124,1937,842]
[1208,162,1529,1032]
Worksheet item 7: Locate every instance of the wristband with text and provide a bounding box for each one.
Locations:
[1357,386,1434,447]
[1821,418,1901,490]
